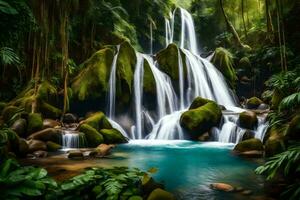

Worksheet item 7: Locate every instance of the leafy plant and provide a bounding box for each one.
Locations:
[255,143,300,199]
[0,0,18,15]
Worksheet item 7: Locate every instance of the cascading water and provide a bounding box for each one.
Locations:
[105,7,268,142]
[62,130,86,149]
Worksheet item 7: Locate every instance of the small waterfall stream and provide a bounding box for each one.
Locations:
[105,7,268,143]
[62,130,86,149]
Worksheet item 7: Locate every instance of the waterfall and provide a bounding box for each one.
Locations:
[103,7,268,142]
[62,130,86,149]
[107,45,120,119]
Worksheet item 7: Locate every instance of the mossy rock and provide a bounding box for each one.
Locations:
[39,101,62,119]
[211,47,237,88]
[10,118,27,137]
[239,57,251,69]
[271,89,284,109]
[27,113,43,134]
[286,115,300,140]
[189,97,213,109]
[46,141,62,152]
[245,97,263,109]
[143,59,156,95]
[180,99,222,138]
[0,102,7,113]
[17,138,29,156]
[28,128,61,143]
[72,48,114,100]
[100,128,128,144]
[238,111,258,130]
[78,124,104,147]
[156,43,186,81]
[115,41,136,108]
[265,137,285,157]
[1,106,19,122]
[147,188,175,200]
[234,138,264,152]
[84,112,112,130]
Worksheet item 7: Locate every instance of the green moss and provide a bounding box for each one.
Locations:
[115,41,136,108]
[246,97,263,109]
[143,59,156,95]
[189,97,213,110]
[27,113,43,134]
[0,102,7,113]
[46,141,62,152]
[72,48,114,100]
[84,112,112,130]
[156,43,180,80]
[239,57,251,69]
[180,101,222,138]
[78,124,104,147]
[99,128,128,144]
[36,81,57,100]
[211,47,237,88]
[39,101,62,119]
[265,137,285,157]
[234,138,264,152]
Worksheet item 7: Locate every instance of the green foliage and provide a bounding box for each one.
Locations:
[0,159,57,199]
[0,47,20,66]
[0,0,18,15]
[255,143,300,199]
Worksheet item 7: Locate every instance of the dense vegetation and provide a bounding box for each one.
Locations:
[0,0,300,199]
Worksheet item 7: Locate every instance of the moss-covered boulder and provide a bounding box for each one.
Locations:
[17,138,29,156]
[46,141,62,152]
[1,106,19,122]
[188,97,213,109]
[72,48,114,100]
[115,41,136,108]
[143,59,156,95]
[78,124,104,147]
[100,128,127,144]
[286,115,300,140]
[39,101,62,119]
[27,139,47,153]
[271,89,284,109]
[211,47,237,88]
[10,118,27,137]
[180,98,222,138]
[43,119,61,129]
[28,128,61,143]
[265,137,285,157]
[147,188,175,200]
[245,97,263,109]
[27,113,43,134]
[238,111,258,130]
[83,112,112,130]
[233,138,264,152]
[156,43,180,81]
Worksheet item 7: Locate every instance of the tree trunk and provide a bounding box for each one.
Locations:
[241,0,248,38]
[265,0,274,42]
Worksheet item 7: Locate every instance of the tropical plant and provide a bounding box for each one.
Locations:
[0,0,18,15]
[255,143,300,200]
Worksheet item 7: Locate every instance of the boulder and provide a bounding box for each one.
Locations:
[188,97,212,110]
[10,118,27,137]
[242,130,255,141]
[142,175,164,196]
[72,48,114,100]
[265,137,285,157]
[100,128,128,144]
[68,150,84,159]
[96,144,115,156]
[43,119,61,129]
[238,111,258,129]
[46,141,62,152]
[83,112,112,130]
[27,139,47,153]
[147,188,175,200]
[180,99,222,139]
[286,115,300,140]
[63,113,78,124]
[27,113,43,134]
[39,101,62,119]
[17,138,29,156]
[28,128,61,143]
[210,183,235,192]
[233,138,264,152]
[245,97,263,109]
[78,124,104,147]
[33,150,48,158]
[234,150,263,158]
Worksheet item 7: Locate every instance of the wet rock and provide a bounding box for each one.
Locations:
[245,97,263,109]
[63,113,78,124]
[239,111,258,130]
[17,138,29,156]
[234,138,264,153]
[198,132,210,141]
[242,130,255,141]
[27,128,61,143]
[82,112,112,130]
[43,119,61,129]
[33,150,48,158]
[96,144,115,156]
[147,188,175,200]
[46,141,62,152]
[265,137,285,157]
[257,103,269,110]
[78,124,104,147]
[27,139,47,152]
[68,150,84,159]
[234,150,263,158]
[11,118,27,137]
[210,183,235,192]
